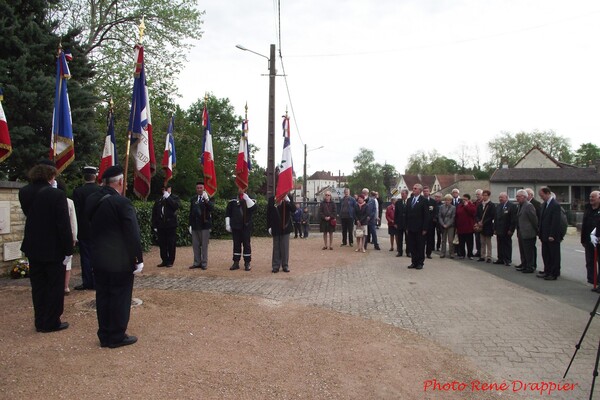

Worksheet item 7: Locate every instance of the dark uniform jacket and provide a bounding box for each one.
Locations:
[405,195,431,233]
[494,201,517,236]
[394,198,408,230]
[151,194,181,230]
[267,196,297,235]
[476,201,496,236]
[226,197,257,230]
[72,182,101,241]
[86,186,143,273]
[19,182,74,262]
[582,203,600,245]
[189,194,214,230]
[539,199,562,241]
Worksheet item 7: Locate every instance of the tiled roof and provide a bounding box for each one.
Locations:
[490,167,600,183]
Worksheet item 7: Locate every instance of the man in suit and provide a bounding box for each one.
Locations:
[226,188,257,271]
[188,181,214,270]
[267,194,296,273]
[339,188,356,247]
[72,166,101,290]
[394,188,409,257]
[86,165,143,348]
[405,184,431,270]
[515,189,538,273]
[152,183,180,268]
[19,162,73,333]
[422,186,436,259]
[537,187,562,280]
[451,188,461,207]
[494,192,517,266]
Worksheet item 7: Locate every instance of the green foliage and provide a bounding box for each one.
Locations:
[0,1,99,181]
[573,143,600,167]
[381,163,398,195]
[132,197,269,252]
[347,148,384,195]
[406,150,461,175]
[487,130,572,168]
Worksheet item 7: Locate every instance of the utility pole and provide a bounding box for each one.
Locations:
[267,44,276,198]
[303,144,307,201]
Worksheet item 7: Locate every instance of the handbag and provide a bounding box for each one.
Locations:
[355,227,364,238]
[330,218,337,227]
[452,234,459,245]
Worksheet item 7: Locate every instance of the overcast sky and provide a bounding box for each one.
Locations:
[175,0,600,178]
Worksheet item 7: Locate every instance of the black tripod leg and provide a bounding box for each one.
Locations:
[565,294,600,379]
[590,335,600,400]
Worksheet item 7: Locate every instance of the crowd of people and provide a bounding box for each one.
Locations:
[17,158,600,348]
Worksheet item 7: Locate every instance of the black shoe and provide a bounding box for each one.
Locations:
[230,262,240,271]
[74,284,91,291]
[282,267,290,273]
[349,243,353,247]
[407,264,416,269]
[486,259,491,263]
[165,264,173,268]
[340,243,347,247]
[156,263,166,267]
[108,335,138,348]
[244,262,251,271]
[374,245,381,250]
[396,253,402,257]
[504,262,511,267]
[426,255,432,259]
[515,267,525,271]
[38,322,69,333]
[189,265,202,269]
[544,275,557,281]
[522,268,535,274]
[536,271,547,278]
[415,264,423,270]
[493,260,504,265]
[272,269,279,273]
[477,258,485,262]
[200,265,207,270]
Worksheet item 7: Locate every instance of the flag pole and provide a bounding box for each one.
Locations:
[53,42,62,164]
[123,17,146,195]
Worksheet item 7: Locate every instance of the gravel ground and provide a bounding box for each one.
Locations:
[0,236,507,399]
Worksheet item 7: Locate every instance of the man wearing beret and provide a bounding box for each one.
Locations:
[226,188,257,271]
[85,165,143,348]
[72,166,101,290]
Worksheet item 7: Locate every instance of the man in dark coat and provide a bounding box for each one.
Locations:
[537,187,562,280]
[188,181,213,270]
[393,189,409,257]
[226,188,257,271]
[405,184,431,269]
[494,192,517,266]
[151,183,180,268]
[72,166,101,290]
[86,165,143,348]
[423,186,437,259]
[515,189,538,274]
[267,194,296,273]
[19,163,73,333]
[581,191,600,288]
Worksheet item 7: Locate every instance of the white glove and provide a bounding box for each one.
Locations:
[153,228,157,232]
[242,192,255,208]
[268,228,272,235]
[188,226,192,235]
[591,228,598,246]
[284,195,290,203]
[62,255,72,266]
[133,262,144,274]
[51,180,58,189]
[202,192,209,201]
[163,191,170,199]
[225,217,232,233]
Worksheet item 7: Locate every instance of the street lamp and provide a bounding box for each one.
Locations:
[236,43,276,197]
[303,144,324,201]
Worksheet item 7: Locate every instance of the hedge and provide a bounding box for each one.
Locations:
[132,198,269,252]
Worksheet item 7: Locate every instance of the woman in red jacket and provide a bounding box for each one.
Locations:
[455,194,477,259]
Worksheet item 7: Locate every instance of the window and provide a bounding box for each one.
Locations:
[507,187,523,200]
[547,186,569,204]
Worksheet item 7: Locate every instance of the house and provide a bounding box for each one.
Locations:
[489,146,600,210]
[393,174,476,197]
[305,171,348,201]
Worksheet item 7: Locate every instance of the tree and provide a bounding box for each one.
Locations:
[405,150,460,175]
[0,0,99,183]
[347,148,384,195]
[49,0,204,109]
[381,163,398,196]
[573,143,600,167]
[487,130,572,168]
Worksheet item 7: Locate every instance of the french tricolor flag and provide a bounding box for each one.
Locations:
[162,115,176,185]
[201,105,217,196]
[0,90,12,163]
[275,113,293,202]
[98,107,118,182]
[235,117,251,190]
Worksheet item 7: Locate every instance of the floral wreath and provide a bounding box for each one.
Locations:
[10,258,29,279]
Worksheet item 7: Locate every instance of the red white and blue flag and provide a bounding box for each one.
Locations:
[0,89,12,163]
[127,44,156,199]
[235,117,251,191]
[275,114,294,202]
[161,115,176,185]
[98,107,118,182]
[201,105,217,196]
[50,48,74,173]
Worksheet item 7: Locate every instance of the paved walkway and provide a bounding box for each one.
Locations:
[5,232,600,398]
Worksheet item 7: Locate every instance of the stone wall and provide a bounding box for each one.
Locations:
[0,181,26,275]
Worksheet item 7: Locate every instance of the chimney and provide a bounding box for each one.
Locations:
[595,159,600,174]
[501,157,509,169]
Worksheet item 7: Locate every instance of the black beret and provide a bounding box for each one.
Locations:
[101,165,124,180]
[83,165,98,175]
